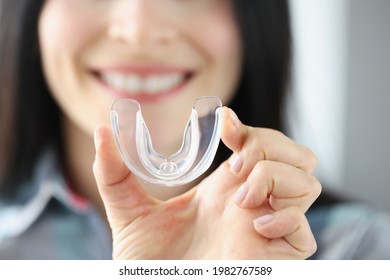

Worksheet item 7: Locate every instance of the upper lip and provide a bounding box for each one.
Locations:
[91,64,194,75]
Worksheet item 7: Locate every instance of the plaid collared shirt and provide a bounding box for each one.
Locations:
[0,149,112,259]
[307,203,390,259]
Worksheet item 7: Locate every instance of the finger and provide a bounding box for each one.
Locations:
[238,129,317,176]
[221,107,317,175]
[93,124,156,224]
[253,207,317,259]
[196,159,241,201]
[233,161,321,212]
[220,107,249,156]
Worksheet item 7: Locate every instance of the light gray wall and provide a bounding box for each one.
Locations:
[289,0,390,211]
[343,0,390,211]
[289,0,349,192]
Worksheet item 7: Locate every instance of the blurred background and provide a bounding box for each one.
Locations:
[288,0,390,211]
[0,0,388,210]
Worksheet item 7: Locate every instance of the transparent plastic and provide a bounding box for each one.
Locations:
[110,96,223,186]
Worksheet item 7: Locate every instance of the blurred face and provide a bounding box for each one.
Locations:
[39,0,242,155]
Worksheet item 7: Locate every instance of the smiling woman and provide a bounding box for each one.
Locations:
[38,0,241,157]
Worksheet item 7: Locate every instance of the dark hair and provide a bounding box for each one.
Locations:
[0,0,60,196]
[0,0,291,196]
[216,0,291,165]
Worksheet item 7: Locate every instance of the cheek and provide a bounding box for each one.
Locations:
[189,13,242,103]
[38,2,107,134]
[191,7,241,62]
[39,1,98,61]
[198,23,240,60]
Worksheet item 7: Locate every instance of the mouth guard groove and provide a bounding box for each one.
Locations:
[110,96,223,186]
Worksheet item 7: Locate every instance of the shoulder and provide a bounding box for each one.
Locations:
[0,148,111,259]
[308,202,390,259]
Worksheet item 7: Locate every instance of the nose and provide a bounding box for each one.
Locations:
[108,0,177,47]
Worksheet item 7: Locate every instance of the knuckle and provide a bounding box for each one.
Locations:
[308,175,322,199]
[301,238,318,258]
[302,146,318,172]
[290,209,318,257]
[251,128,276,156]
[263,127,285,138]
[253,161,272,181]
[289,206,303,220]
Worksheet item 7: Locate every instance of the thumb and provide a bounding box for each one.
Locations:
[93,124,156,224]
[220,107,249,176]
[220,107,248,154]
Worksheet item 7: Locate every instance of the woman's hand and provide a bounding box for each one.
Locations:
[93,107,321,259]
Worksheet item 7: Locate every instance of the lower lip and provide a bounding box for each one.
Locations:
[92,73,192,103]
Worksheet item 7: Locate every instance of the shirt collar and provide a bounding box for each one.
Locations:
[0,148,92,241]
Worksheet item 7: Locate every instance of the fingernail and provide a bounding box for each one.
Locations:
[253,214,274,227]
[233,182,249,204]
[229,108,241,130]
[230,153,243,174]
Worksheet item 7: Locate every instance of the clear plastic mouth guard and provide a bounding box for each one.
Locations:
[110,96,223,186]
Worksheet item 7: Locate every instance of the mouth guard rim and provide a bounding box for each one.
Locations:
[110,96,223,187]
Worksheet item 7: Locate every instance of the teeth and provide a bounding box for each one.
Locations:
[101,72,184,94]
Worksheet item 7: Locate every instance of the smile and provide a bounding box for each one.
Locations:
[102,72,186,94]
[93,67,194,101]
